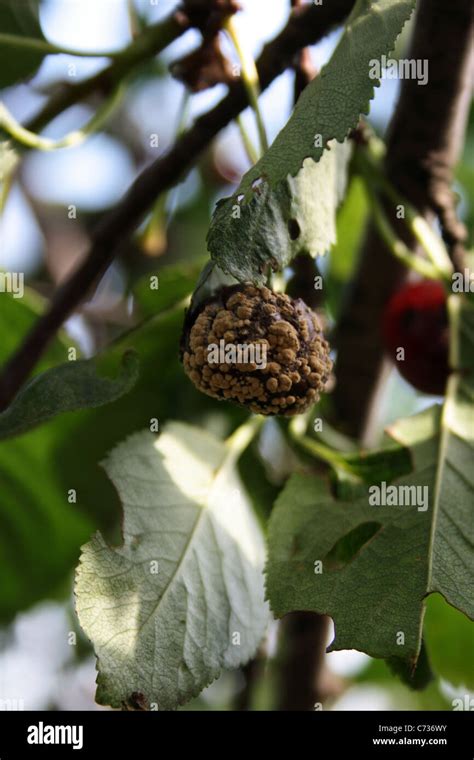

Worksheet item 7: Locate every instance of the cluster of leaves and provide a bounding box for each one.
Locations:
[207,0,417,283]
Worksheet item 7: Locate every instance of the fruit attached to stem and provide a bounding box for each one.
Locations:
[181,284,332,416]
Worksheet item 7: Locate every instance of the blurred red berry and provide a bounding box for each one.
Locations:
[382,280,450,395]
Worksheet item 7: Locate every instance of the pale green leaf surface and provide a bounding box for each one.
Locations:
[76,423,268,710]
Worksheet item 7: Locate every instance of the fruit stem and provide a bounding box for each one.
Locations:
[378,176,454,281]
[225,415,265,459]
[447,294,462,372]
[0,150,16,213]
[355,141,454,282]
[0,82,125,151]
[127,0,142,38]
[288,416,355,473]
[236,115,259,165]
[366,186,441,281]
[224,15,269,157]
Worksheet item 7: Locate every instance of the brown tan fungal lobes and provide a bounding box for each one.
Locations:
[181,284,332,416]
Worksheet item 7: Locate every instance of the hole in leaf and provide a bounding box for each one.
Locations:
[288,218,301,240]
[126,692,148,710]
[251,177,263,191]
[323,521,382,571]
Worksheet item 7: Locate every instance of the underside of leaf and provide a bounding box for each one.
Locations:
[75,423,268,710]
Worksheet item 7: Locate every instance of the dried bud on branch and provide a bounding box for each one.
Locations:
[179,0,241,35]
[170,35,235,92]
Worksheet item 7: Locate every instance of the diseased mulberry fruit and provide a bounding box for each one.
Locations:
[181,284,332,416]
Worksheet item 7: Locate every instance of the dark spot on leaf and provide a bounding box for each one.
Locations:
[124,691,149,711]
[288,219,301,240]
[290,534,302,559]
[323,521,382,571]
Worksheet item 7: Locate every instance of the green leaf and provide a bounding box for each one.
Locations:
[355,656,451,709]
[389,298,474,621]
[52,272,246,534]
[75,422,268,710]
[236,0,417,193]
[337,436,413,488]
[267,296,474,668]
[238,441,281,527]
[0,350,139,439]
[207,0,416,284]
[0,0,46,89]
[266,425,435,664]
[0,288,70,370]
[386,642,433,691]
[207,140,352,284]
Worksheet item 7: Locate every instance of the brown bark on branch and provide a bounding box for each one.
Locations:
[333,0,474,441]
[0,0,355,410]
[277,612,331,711]
[386,0,474,270]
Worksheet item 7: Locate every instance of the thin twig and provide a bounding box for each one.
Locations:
[0,33,123,58]
[0,83,125,151]
[224,15,268,153]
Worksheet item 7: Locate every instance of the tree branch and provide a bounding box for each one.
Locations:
[0,0,355,410]
[333,0,474,442]
[277,612,330,711]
